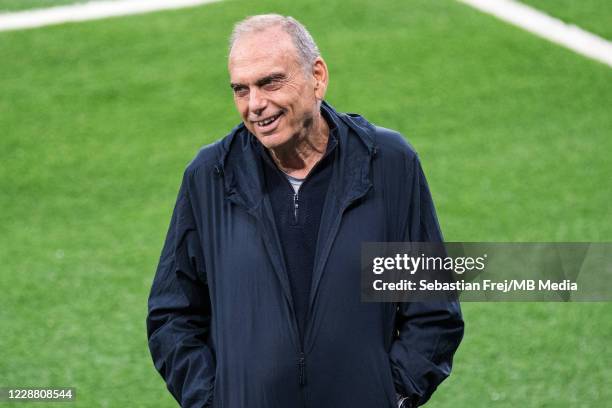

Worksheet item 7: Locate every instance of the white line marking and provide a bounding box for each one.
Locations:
[458,0,612,68]
[0,0,222,32]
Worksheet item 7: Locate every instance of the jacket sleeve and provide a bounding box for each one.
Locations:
[389,154,464,406]
[146,172,216,408]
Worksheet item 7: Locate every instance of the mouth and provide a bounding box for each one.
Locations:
[253,112,284,133]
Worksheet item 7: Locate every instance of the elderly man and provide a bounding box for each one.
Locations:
[147,14,463,408]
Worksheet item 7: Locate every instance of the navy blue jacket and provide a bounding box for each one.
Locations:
[146,101,464,408]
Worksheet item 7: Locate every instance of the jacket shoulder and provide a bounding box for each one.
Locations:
[183,126,240,178]
[341,110,418,163]
[373,125,418,163]
[185,142,222,176]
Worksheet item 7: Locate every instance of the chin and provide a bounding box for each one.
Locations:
[255,131,293,149]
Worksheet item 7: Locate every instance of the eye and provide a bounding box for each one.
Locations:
[232,86,249,97]
[262,80,281,91]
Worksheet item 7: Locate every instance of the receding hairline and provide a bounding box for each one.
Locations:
[228,14,321,70]
[228,24,295,58]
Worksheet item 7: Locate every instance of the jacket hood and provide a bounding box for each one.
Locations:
[215,100,378,212]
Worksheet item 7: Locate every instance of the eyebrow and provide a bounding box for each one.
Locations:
[230,72,287,90]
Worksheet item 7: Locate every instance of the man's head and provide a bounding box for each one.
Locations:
[228,15,329,149]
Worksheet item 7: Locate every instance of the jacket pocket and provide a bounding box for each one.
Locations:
[383,354,400,408]
[206,371,218,408]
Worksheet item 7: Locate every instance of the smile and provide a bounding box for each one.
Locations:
[255,112,283,127]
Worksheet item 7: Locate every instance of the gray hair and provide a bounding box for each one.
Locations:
[229,14,321,71]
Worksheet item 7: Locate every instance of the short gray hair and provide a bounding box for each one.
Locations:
[229,14,321,71]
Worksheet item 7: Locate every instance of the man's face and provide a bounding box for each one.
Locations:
[228,26,322,149]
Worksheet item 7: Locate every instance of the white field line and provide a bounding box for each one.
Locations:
[0,0,222,32]
[457,0,612,68]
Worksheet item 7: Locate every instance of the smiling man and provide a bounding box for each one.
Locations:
[147,14,463,408]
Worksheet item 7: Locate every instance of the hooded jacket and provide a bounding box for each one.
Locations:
[146,101,464,408]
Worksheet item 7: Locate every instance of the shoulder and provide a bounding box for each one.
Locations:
[373,125,418,163]
[184,141,223,177]
[183,124,242,180]
[342,111,419,164]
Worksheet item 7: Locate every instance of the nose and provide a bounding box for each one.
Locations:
[248,88,267,116]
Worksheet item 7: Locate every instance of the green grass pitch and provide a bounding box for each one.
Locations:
[0,0,87,11]
[520,0,612,40]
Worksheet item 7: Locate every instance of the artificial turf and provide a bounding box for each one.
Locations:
[1,0,611,406]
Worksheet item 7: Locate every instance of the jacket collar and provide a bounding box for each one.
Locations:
[216,100,377,210]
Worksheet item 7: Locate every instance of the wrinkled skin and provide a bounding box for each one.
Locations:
[228,25,330,177]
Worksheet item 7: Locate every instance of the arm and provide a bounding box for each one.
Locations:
[390,301,463,406]
[389,155,464,406]
[146,172,216,408]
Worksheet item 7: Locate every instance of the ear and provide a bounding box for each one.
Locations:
[312,57,329,100]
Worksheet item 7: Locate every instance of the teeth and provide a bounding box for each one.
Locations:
[257,113,280,127]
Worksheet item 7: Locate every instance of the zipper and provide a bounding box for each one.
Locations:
[290,189,305,387]
[298,352,306,386]
[293,192,299,223]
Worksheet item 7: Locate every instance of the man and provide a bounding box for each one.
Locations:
[147,14,463,408]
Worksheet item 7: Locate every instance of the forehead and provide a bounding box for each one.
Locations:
[228,26,300,82]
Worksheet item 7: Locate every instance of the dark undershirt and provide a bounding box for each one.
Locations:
[256,110,339,342]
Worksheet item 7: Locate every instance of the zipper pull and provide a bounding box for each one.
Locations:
[293,192,299,222]
[298,353,306,386]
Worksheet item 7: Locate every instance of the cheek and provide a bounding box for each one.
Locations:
[234,99,248,117]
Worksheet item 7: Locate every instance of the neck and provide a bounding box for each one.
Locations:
[268,110,330,179]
